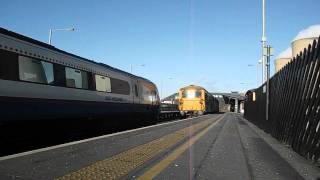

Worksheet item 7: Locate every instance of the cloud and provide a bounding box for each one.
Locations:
[293,24,320,41]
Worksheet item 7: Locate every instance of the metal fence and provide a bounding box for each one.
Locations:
[244,37,320,162]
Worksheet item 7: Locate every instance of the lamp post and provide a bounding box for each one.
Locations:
[240,82,254,93]
[240,82,253,86]
[161,77,173,99]
[248,59,262,87]
[261,0,267,83]
[130,64,145,74]
[48,27,75,45]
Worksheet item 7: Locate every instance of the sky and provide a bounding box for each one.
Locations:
[1,0,319,98]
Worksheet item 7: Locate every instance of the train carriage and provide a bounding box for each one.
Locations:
[0,27,160,126]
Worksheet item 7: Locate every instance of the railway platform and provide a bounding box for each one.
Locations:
[0,113,319,180]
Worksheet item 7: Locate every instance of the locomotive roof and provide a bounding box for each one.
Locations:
[180,85,207,91]
[180,85,215,99]
[0,27,153,84]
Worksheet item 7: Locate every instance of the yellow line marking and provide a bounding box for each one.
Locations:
[137,114,225,180]
[56,115,223,180]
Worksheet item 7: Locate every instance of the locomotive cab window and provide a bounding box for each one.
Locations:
[18,56,54,84]
[195,90,201,98]
[182,90,186,98]
[142,84,153,102]
[65,67,88,89]
[182,89,201,98]
[95,74,111,92]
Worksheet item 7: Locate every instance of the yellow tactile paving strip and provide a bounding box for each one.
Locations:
[56,115,222,180]
[138,114,224,179]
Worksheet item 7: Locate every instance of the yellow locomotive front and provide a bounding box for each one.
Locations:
[178,85,205,116]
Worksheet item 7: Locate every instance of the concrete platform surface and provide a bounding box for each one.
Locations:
[0,113,319,180]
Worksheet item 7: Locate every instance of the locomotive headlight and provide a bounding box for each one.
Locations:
[187,90,195,98]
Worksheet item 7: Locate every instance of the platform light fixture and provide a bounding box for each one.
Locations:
[48,27,75,45]
[248,60,261,87]
[161,77,174,100]
[130,64,145,74]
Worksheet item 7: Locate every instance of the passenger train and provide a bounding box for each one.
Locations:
[0,27,160,127]
[178,85,219,116]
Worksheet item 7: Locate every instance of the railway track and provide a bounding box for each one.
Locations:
[0,112,183,157]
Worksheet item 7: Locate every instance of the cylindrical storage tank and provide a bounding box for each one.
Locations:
[291,25,320,58]
[274,47,292,73]
[275,58,291,72]
[292,38,317,58]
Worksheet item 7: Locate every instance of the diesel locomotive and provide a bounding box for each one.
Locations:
[178,85,219,116]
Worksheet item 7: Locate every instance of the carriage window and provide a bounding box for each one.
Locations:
[0,49,18,81]
[95,74,111,92]
[110,78,130,95]
[18,56,54,84]
[65,67,88,89]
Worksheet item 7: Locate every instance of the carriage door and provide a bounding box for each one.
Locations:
[132,80,140,104]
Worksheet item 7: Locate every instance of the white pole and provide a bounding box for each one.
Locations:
[161,79,163,99]
[257,63,259,87]
[48,29,52,45]
[262,0,267,83]
[48,27,74,45]
[262,0,266,42]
